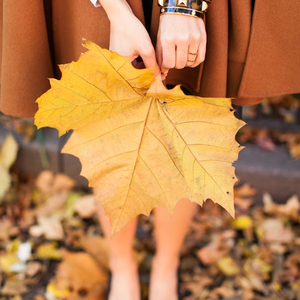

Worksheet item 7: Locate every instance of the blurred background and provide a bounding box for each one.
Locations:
[0,94,300,300]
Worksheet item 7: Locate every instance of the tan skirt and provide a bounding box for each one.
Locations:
[1,0,300,117]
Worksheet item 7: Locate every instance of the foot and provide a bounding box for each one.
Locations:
[108,258,140,300]
[149,256,179,300]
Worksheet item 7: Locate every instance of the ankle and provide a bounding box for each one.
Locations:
[109,256,137,272]
[152,254,180,273]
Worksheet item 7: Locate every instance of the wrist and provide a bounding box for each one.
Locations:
[158,0,212,18]
[100,0,133,21]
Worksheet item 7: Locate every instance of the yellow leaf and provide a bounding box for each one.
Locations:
[0,253,19,273]
[230,215,253,230]
[35,41,245,234]
[35,242,62,260]
[0,134,18,170]
[10,296,23,300]
[0,166,10,200]
[217,256,240,276]
[46,282,70,299]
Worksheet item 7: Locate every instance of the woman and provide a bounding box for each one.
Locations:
[1,1,300,299]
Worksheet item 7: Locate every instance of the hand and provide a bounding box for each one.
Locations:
[156,14,207,76]
[100,0,159,73]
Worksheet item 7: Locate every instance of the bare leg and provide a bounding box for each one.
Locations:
[95,201,140,300]
[149,199,198,300]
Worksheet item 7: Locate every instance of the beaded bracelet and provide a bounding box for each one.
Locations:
[158,0,212,19]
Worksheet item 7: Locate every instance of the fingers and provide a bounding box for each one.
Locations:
[156,40,169,80]
[157,15,207,74]
[187,26,207,68]
[140,48,159,70]
[160,37,177,73]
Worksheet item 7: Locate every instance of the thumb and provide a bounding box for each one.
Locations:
[140,48,160,77]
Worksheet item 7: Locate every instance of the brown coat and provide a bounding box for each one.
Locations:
[1,0,300,117]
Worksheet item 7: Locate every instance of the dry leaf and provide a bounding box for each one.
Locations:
[211,286,235,298]
[0,280,27,295]
[30,215,64,240]
[263,193,300,220]
[289,142,300,159]
[260,219,294,244]
[35,41,244,234]
[52,173,75,192]
[182,275,213,298]
[197,231,235,265]
[35,170,54,195]
[52,250,108,300]
[25,261,43,277]
[0,133,18,170]
[0,218,12,242]
[78,235,110,270]
[0,166,11,200]
[234,196,253,211]
[234,183,256,198]
[74,195,96,218]
[246,270,269,294]
[35,191,69,216]
[217,256,240,276]
[0,253,19,273]
[10,296,23,300]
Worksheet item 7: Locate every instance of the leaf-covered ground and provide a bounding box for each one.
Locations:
[0,167,300,300]
[0,94,299,300]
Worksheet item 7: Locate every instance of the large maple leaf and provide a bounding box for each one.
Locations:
[35,40,245,234]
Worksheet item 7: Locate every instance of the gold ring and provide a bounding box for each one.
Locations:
[189,51,198,56]
[187,59,195,63]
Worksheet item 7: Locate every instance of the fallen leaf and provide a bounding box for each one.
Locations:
[25,261,44,277]
[78,235,110,270]
[52,250,107,300]
[0,166,10,200]
[245,270,269,294]
[260,219,294,244]
[217,256,240,276]
[0,280,27,295]
[35,242,62,260]
[284,252,300,278]
[35,41,244,234]
[182,275,213,298]
[230,215,253,230]
[35,191,69,216]
[0,218,12,242]
[289,141,300,160]
[0,133,18,170]
[74,195,96,218]
[46,282,70,300]
[10,296,23,300]
[234,196,253,211]
[30,215,64,240]
[211,286,235,298]
[52,173,75,192]
[197,231,235,265]
[263,193,300,220]
[234,183,256,198]
[35,170,54,195]
[0,252,19,273]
